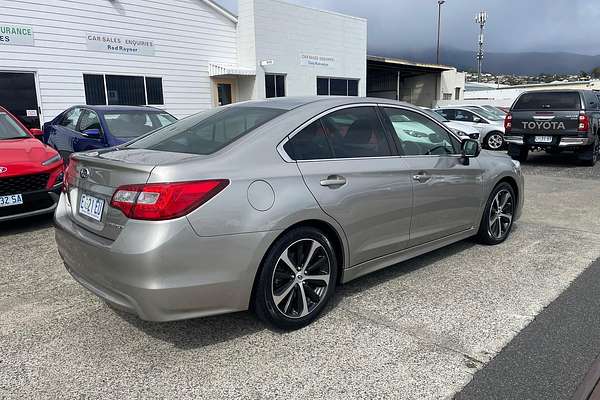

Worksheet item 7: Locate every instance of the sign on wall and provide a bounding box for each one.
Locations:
[300,53,336,68]
[86,33,155,56]
[0,25,34,45]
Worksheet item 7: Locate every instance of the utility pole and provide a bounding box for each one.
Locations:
[436,1,445,64]
[475,11,487,83]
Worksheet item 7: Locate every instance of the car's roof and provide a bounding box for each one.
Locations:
[73,105,167,112]
[233,96,414,111]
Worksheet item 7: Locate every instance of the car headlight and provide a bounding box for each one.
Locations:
[42,154,61,166]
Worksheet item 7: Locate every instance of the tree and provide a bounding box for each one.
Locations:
[592,67,600,79]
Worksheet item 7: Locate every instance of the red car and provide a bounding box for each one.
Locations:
[0,106,63,222]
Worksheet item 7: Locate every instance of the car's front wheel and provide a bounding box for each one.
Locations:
[477,182,516,245]
[254,227,338,330]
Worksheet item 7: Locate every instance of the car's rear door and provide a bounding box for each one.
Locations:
[510,91,582,146]
[381,106,484,246]
[49,107,83,159]
[285,105,413,267]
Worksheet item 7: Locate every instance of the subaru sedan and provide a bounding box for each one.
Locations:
[43,105,176,161]
[55,97,524,330]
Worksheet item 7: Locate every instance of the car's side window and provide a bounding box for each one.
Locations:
[284,120,333,160]
[454,110,475,122]
[78,110,101,133]
[382,107,460,156]
[320,107,391,158]
[435,109,455,120]
[59,108,83,130]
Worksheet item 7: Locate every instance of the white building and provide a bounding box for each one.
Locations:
[0,0,367,129]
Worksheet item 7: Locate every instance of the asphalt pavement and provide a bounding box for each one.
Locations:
[1,150,599,399]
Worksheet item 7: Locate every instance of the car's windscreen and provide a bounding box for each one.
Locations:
[127,106,286,155]
[0,112,30,139]
[482,106,507,117]
[422,109,449,123]
[513,92,581,111]
[103,111,177,138]
[466,107,503,121]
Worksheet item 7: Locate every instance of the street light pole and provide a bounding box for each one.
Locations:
[436,0,445,65]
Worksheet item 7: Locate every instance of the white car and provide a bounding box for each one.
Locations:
[433,107,506,150]
[420,108,482,144]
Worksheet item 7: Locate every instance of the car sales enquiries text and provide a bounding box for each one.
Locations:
[86,34,154,56]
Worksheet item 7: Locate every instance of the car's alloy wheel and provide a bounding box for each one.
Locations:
[477,182,516,245]
[485,132,504,150]
[254,227,337,330]
[487,189,514,241]
[271,239,331,318]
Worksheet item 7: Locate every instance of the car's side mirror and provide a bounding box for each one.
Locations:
[472,116,482,123]
[29,128,44,140]
[461,139,480,164]
[81,128,101,139]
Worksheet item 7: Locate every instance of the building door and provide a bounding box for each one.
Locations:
[0,72,41,129]
[212,79,237,106]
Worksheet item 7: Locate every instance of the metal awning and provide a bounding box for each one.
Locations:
[208,63,256,77]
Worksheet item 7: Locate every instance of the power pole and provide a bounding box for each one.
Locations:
[436,1,445,64]
[475,11,487,83]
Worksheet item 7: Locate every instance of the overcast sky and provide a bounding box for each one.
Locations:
[214,0,600,55]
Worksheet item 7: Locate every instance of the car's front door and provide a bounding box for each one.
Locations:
[73,109,106,152]
[381,106,484,247]
[285,105,413,267]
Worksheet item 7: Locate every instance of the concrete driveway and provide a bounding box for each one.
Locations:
[1,151,599,399]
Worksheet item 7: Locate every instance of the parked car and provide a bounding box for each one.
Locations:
[0,106,63,222]
[505,90,600,166]
[55,97,524,330]
[434,107,506,150]
[43,105,177,161]
[420,107,481,143]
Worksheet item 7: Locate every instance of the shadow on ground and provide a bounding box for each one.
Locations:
[116,233,482,349]
[0,214,54,237]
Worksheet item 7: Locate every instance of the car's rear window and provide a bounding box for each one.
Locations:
[104,111,176,138]
[513,92,582,111]
[0,112,29,139]
[127,106,286,155]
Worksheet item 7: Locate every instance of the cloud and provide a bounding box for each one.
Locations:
[214,0,600,55]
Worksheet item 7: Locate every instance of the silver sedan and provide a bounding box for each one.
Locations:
[55,97,524,330]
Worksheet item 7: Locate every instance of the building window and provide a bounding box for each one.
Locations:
[146,77,164,105]
[443,93,452,100]
[83,74,164,106]
[455,87,461,100]
[265,74,285,98]
[316,77,359,96]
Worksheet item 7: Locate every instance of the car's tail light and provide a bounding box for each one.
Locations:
[62,159,77,193]
[504,113,512,133]
[110,180,229,220]
[578,112,589,132]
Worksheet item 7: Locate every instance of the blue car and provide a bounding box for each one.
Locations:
[43,105,177,160]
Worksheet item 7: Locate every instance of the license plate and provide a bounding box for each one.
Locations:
[535,136,553,143]
[79,193,105,222]
[0,194,23,207]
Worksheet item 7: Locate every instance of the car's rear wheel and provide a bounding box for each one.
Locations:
[254,227,338,330]
[484,131,504,150]
[477,182,516,245]
[578,136,599,166]
[508,143,528,162]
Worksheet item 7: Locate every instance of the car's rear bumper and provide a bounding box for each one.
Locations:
[505,134,592,147]
[54,194,281,321]
[0,186,61,222]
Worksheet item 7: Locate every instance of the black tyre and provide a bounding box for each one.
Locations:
[484,131,504,151]
[254,227,338,330]
[477,182,516,245]
[578,137,599,166]
[508,143,528,162]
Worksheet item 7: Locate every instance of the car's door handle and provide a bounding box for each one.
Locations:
[412,173,431,183]
[320,175,347,187]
